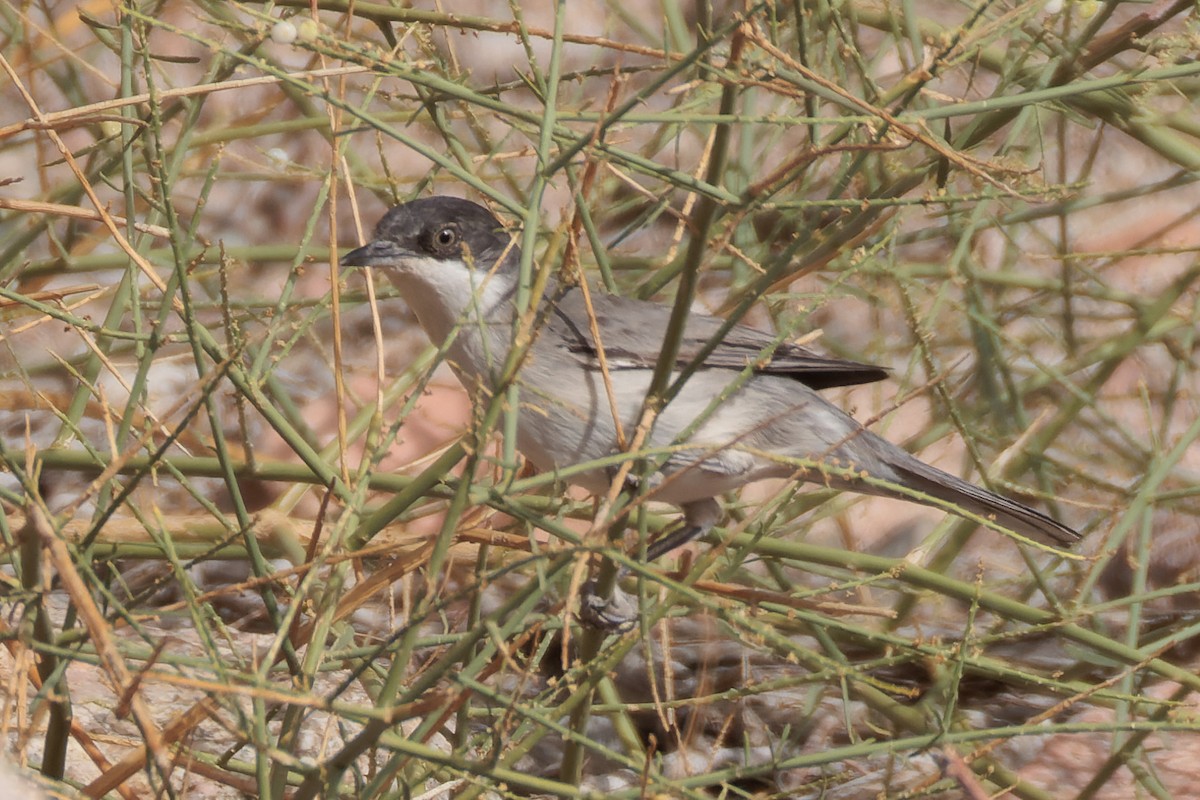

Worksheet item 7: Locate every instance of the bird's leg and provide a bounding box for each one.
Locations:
[579,497,723,630]
[610,461,722,560]
[645,498,721,561]
[577,465,642,631]
[604,462,643,496]
[579,579,640,632]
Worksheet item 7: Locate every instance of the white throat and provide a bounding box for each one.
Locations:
[380,254,518,389]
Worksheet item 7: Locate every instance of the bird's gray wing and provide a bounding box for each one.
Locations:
[546,285,888,390]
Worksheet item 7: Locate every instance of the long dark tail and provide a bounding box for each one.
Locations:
[854,445,1079,547]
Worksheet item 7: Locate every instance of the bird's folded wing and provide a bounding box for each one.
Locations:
[548,286,888,390]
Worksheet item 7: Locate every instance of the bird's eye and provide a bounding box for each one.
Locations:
[420,223,463,256]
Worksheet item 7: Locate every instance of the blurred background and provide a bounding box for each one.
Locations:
[3,1,1200,797]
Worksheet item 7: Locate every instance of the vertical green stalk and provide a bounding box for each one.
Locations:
[19,503,70,781]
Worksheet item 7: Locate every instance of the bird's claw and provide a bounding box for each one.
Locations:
[579,580,639,632]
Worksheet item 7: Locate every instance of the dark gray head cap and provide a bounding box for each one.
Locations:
[369,196,515,269]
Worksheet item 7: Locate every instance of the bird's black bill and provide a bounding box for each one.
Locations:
[341,239,405,268]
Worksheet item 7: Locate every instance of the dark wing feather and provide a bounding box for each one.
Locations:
[546,286,888,390]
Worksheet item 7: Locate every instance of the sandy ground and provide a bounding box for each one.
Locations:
[3,2,1200,797]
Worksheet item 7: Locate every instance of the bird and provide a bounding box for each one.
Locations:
[342,196,1078,579]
